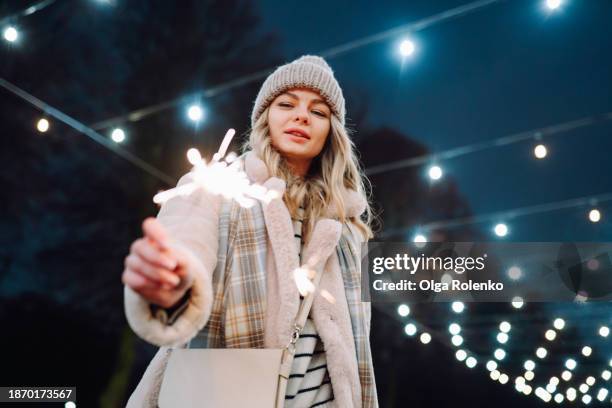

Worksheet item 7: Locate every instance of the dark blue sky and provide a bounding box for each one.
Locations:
[258,0,612,241]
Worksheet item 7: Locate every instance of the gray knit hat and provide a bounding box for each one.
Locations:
[251,55,346,127]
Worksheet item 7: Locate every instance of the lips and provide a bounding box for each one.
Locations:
[284,128,310,140]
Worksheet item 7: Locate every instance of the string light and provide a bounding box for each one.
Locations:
[597,388,609,402]
[536,347,548,359]
[499,321,511,333]
[497,332,509,344]
[562,370,572,381]
[566,387,576,401]
[507,266,522,280]
[111,128,125,143]
[524,360,536,371]
[427,165,443,181]
[553,393,563,403]
[599,326,610,338]
[586,376,596,386]
[452,335,464,346]
[601,370,611,381]
[187,104,204,122]
[455,349,467,361]
[466,356,477,368]
[494,223,508,237]
[397,304,410,317]
[449,323,461,335]
[413,234,427,243]
[545,0,562,11]
[534,144,547,159]
[36,118,49,133]
[404,323,417,336]
[486,360,497,371]
[589,209,601,223]
[420,332,432,344]
[398,39,416,57]
[511,297,524,309]
[582,346,593,357]
[565,358,577,371]
[525,370,535,381]
[451,301,465,314]
[553,318,565,330]
[581,394,592,404]
[545,329,557,341]
[579,383,590,394]
[2,26,18,43]
[494,348,506,360]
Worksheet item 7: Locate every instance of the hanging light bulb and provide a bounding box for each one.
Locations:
[534,144,547,159]
[588,209,601,223]
[494,223,508,237]
[545,0,562,11]
[398,39,416,57]
[111,128,126,143]
[187,104,204,122]
[36,118,49,133]
[428,165,443,181]
[3,26,18,43]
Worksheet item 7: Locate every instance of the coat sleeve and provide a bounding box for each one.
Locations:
[124,171,221,347]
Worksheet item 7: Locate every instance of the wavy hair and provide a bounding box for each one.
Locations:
[242,106,374,242]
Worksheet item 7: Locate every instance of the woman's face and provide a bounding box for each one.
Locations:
[267,88,332,176]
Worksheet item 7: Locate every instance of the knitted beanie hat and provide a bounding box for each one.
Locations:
[251,55,346,127]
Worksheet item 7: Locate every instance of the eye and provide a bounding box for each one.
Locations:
[278,102,293,108]
[312,110,327,117]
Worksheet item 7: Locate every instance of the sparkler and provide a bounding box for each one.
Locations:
[153,128,279,207]
[153,128,335,303]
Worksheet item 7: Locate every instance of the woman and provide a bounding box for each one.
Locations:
[122,55,378,407]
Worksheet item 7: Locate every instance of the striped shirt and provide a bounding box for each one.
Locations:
[285,207,334,408]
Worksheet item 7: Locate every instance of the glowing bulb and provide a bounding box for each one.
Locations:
[586,376,596,386]
[553,318,565,330]
[553,393,564,403]
[448,323,461,335]
[581,394,592,404]
[428,165,443,180]
[486,360,497,371]
[524,360,536,371]
[499,373,509,384]
[111,128,126,143]
[455,349,467,361]
[497,332,509,344]
[399,39,415,57]
[187,104,204,122]
[601,370,611,381]
[413,234,427,243]
[499,321,511,333]
[597,388,608,402]
[562,370,572,381]
[535,387,551,402]
[579,384,589,394]
[599,326,609,337]
[507,266,522,280]
[582,346,593,357]
[546,0,562,10]
[545,329,556,341]
[494,223,508,237]
[3,26,18,43]
[549,377,559,386]
[511,296,524,309]
[397,304,410,317]
[525,370,535,381]
[588,209,601,223]
[37,118,49,133]
[536,347,548,359]
[490,370,501,381]
[451,335,463,346]
[404,323,417,336]
[534,144,547,159]
[565,358,577,370]
[566,387,576,401]
[420,332,431,344]
[451,301,464,313]
[523,384,533,395]
[466,356,477,368]
[494,348,506,360]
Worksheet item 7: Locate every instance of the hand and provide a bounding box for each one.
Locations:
[122,217,195,308]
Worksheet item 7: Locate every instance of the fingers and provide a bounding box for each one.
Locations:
[142,217,169,250]
[125,254,180,287]
[131,238,177,271]
[122,268,160,291]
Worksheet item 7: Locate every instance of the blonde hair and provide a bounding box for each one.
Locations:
[242,106,374,242]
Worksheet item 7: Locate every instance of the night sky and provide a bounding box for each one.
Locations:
[1,1,611,407]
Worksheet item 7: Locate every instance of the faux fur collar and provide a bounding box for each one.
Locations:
[243,150,366,219]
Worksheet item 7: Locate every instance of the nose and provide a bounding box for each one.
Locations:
[293,106,309,125]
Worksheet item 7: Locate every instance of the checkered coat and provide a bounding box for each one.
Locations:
[124,151,378,407]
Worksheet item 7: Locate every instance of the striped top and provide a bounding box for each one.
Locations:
[285,207,334,408]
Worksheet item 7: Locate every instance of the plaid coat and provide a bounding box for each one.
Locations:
[125,151,378,407]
